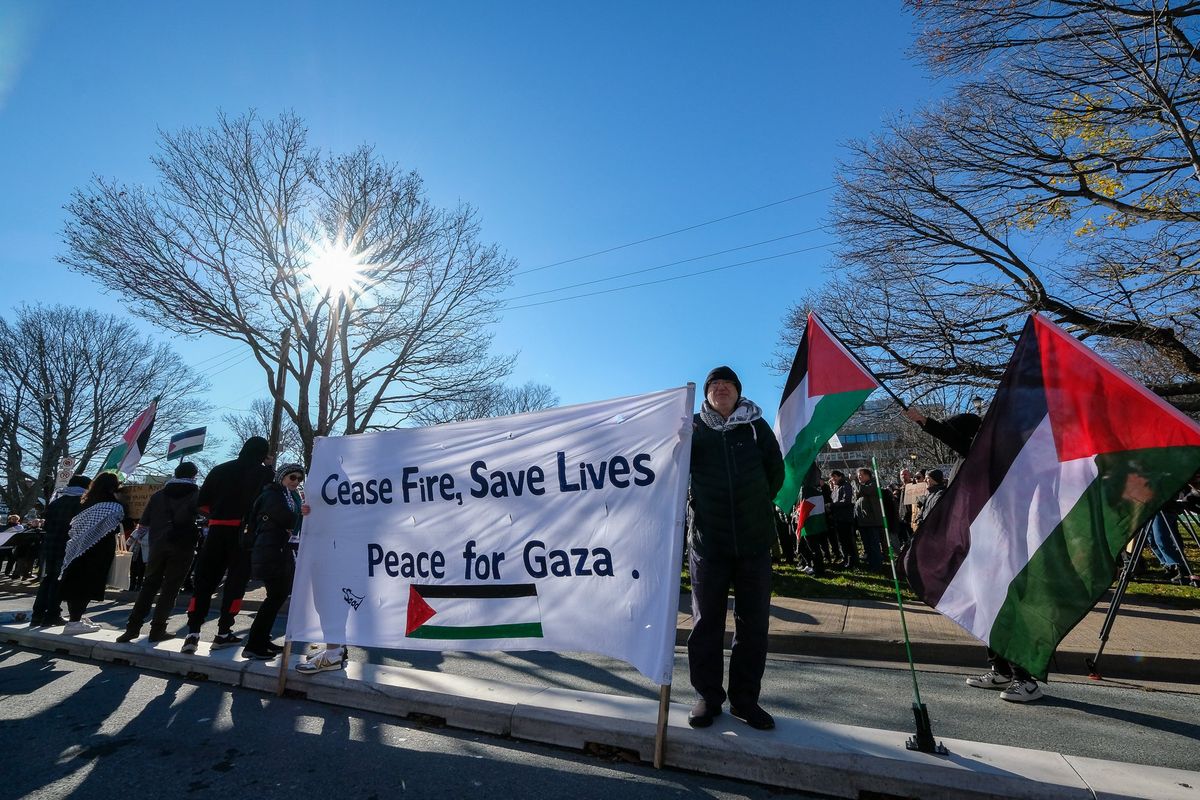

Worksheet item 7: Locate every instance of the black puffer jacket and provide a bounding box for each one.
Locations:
[249,483,300,581]
[688,413,785,559]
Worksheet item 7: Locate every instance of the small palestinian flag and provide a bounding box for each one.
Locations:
[100,397,159,477]
[905,314,1200,679]
[406,583,544,640]
[774,312,878,512]
[795,464,827,539]
[168,427,207,459]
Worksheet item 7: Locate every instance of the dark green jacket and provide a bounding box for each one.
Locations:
[688,413,785,558]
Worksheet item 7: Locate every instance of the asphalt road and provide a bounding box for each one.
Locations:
[5,594,1199,774]
[0,647,821,800]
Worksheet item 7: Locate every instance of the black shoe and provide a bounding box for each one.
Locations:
[730,703,775,730]
[241,646,274,661]
[148,630,175,643]
[265,642,284,655]
[688,698,722,728]
[211,632,243,650]
[115,630,139,643]
[42,616,66,628]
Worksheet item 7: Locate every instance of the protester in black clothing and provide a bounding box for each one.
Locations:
[30,475,91,626]
[183,437,273,655]
[242,463,311,660]
[686,366,784,731]
[58,473,125,634]
[826,470,855,567]
[117,462,202,643]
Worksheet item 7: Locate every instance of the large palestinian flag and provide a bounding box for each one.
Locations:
[905,315,1200,679]
[774,313,878,512]
[100,397,159,477]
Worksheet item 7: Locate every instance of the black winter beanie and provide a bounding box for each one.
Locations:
[704,366,742,399]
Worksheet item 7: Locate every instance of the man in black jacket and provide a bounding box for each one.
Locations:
[182,437,274,654]
[116,461,201,643]
[687,366,784,730]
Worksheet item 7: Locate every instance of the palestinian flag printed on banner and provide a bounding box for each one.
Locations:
[795,463,827,539]
[406,584,544,640]
[774,312,878,513]
[100,397,159,477]
[905,315,1200,679]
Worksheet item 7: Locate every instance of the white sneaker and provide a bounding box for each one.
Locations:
[296,647,346,674]
[965,669,1011,689]
[62,620,99,635]
[1000,679,1044,703]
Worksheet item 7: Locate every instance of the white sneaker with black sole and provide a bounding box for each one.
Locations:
[181,633,200,654]
[965,669,1011,689]
[211,632,243,650]
[999,679,1044,703]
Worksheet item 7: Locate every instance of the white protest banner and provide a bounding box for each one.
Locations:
[288,386,694,684]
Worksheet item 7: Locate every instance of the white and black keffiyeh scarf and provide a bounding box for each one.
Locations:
[699,397,764,432]
[59,501,124,578]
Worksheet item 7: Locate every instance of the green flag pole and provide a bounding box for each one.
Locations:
[872,456,947,756]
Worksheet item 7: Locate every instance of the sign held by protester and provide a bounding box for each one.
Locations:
[288,387,694,684]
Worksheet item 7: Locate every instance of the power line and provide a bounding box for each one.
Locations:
[505,226,828,303]
[505,242,834,311]
[516,186,834,276]
[187,343,244,369]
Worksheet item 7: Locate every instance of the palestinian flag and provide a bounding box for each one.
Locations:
[774,312,878,512]
[406,583,544,640]
[100,397,159,477]
[168,426,207,459]
[905,314,1200,679]
[795,464,827,539]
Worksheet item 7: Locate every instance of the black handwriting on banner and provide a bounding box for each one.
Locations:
[320,450,657,507]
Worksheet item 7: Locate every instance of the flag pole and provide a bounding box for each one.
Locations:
[872,456,947,755]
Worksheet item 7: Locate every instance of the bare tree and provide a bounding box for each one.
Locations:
[413,381,559,426]
[787,1,1200,410]
[222,398,304,465]
[62,111,516,463]
[0,304,210,514]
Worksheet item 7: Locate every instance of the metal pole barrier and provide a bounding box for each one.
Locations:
[872,457,946,755]
[1086,521,1152,678]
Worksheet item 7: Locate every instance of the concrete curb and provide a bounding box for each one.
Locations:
[3,622,1197,799]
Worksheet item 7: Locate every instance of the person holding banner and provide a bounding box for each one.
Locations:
[686,366,784,730]
[241,463,310,660]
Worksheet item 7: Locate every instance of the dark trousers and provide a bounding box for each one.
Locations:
[32,535,67,623]
[247,562,294,649]
[687,548,772,709]
[829,516,857,566]
[988,648,1032,682]
[186,525,250,635]
[797,532,826,574]
[125,537,197,635]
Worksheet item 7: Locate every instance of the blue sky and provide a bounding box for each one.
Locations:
[1,1,932,451]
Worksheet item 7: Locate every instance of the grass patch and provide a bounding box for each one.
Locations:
[682,558,1200,609]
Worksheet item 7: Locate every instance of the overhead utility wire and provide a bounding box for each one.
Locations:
[517,186,834,276]
[506,226,829,303]
[506,241,834,311]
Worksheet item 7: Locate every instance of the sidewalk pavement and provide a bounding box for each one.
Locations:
[3,618,1198,800]
[4,577,1198,682]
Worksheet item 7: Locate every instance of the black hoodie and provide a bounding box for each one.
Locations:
[197,437,274,526]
